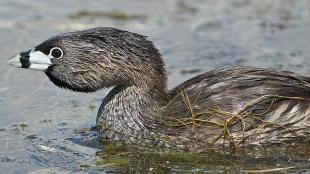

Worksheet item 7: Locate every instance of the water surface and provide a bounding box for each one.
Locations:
[1,0,310,173]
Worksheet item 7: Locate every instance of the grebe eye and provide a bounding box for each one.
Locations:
[50,47,63,59]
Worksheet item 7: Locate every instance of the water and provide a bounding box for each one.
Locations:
[1,0,310,173]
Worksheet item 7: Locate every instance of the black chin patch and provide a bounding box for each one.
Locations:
[45,67,96,93]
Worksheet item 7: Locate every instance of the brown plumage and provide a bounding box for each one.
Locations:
[8,27,310,151]
[160,66,310,149]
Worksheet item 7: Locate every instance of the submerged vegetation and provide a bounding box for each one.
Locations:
[87,141,310,173]
[94,142,227,173]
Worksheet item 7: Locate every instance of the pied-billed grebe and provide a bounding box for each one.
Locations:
[8,27,310,150]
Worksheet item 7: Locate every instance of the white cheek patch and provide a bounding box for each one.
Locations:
[29,51,52,65]
[29,63,51,71]
[28,50,53,71]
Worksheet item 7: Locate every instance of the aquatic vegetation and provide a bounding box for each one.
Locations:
[95,143,217,173]
[69,10,146,20]
[74,127,91,134]
[91,141,310,173]
[25,134,37,139]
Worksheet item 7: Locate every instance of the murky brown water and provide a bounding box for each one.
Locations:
[1,0,310,173]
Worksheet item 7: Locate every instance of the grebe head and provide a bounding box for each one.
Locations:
[8,27,167,92]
